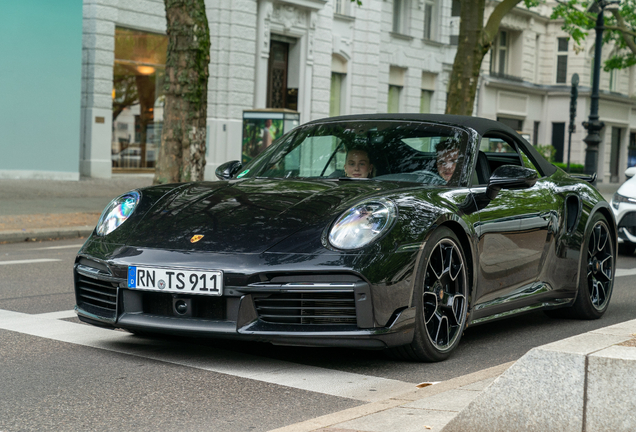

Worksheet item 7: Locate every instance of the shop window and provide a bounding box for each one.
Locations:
[112,27,167,171]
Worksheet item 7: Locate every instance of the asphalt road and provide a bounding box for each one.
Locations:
[1,238,635,431]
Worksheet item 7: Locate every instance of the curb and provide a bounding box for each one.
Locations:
[0,226,94,244]
[267,361,514,432]
[442,319,636,432]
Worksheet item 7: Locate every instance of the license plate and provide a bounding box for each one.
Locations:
[127,266,223,296]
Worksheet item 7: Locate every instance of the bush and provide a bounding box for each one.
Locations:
[553,162,585,174]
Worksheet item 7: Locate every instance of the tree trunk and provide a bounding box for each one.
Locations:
[154,0,210,184]
[445,0,524,115]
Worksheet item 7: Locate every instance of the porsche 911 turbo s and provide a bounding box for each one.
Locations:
[74,114,616,362]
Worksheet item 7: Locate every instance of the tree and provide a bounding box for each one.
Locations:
[445,0,539,115]
[154,0,211,185]
[551,0,636,71]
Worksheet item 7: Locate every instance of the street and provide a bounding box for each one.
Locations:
[1,237,635,431]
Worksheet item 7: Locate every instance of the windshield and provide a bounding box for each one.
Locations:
[239,120,470,186]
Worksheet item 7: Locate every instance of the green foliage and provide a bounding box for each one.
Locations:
[537,144,557,163]
[554,162,585,173]
[551,0,636,72]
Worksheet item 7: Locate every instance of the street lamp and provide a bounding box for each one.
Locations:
[582,0,620,184]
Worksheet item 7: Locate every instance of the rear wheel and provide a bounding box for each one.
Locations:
[389,227,468,362]
[548,213,615,320]
[572,213,615,319]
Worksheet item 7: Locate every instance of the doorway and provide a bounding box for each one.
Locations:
[551,122,565,163]
[610,127,622,183]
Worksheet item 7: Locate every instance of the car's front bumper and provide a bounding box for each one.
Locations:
[611,199,636,245]
[73,248,418,349]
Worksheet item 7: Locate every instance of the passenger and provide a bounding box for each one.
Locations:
[436,139,461,183]
[344,148,374,178]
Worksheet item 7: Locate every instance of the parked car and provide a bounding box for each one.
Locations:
[75,114,616,362]
[611,167,636,255]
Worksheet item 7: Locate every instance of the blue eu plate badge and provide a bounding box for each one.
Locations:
[128,266,137,288]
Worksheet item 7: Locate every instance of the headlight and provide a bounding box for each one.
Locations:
[329,198,397,250]
[95,190,141,236]
[612,192,636,210]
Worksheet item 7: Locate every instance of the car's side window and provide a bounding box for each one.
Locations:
[473,135,524,186]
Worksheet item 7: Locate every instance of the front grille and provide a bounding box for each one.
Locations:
[77,274,118,315]
[619,212,636,229]
[254,292,357,325]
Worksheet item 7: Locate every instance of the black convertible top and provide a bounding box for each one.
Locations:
[307,114,557,177]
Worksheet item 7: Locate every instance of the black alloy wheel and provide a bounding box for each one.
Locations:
[389,227,468,362]
[571,213,615,319]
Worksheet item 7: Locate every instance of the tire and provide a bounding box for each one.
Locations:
[388,227,469,362]
[618,242,636,256]
[570,213,615,319]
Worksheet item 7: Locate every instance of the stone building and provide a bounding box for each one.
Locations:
[3,0,635,183]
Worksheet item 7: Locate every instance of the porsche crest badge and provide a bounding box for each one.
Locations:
[190,234,204,243]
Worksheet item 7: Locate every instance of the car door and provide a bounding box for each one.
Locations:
[469,135,556,319]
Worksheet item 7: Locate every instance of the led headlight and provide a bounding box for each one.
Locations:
[95,190,140,236]
[612,192,636,210]
[329,198,397,250]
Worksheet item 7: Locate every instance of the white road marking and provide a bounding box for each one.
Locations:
[0,309,415,402]
[0,259,62,266]
[616,268,636,278]
[36,310,78,320]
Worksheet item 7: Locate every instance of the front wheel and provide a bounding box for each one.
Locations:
[389,227,469,362]
[572,213,615,319]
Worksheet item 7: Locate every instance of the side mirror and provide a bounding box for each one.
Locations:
[486,165,538,200]
[215,160,243,181]
[625,167,636,179]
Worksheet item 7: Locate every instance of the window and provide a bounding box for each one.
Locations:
[388,85,401,113]
[497,116,523,132]
[421,72,436,113]
[330,73,344,116]
[112,27,167,171]
[330,55,347,116]
[610,68,619,92]
[556,37,568,84]
[423,1,435,40]
[420,90,432,113]
[388,66,405,113]
[393,0,410,35]
[490,31,508,75]
[334,0,350,16]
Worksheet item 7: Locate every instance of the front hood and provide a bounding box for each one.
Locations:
[123,179,406,253]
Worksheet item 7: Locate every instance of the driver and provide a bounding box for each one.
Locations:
[436,139,460,183]
[344,148,374,178]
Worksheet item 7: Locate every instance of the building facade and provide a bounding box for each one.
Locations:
[5,0,634,183]
[475,2,636,184]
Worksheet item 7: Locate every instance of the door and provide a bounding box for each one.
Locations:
[470,136,556,319]
[551,122,565,163]
[267,41,289,109]
[610,127,622,183]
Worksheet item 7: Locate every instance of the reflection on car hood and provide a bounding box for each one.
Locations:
[124,178,406,253]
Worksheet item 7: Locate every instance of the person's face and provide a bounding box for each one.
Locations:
[437,148,459,182]
[345,150,373,178]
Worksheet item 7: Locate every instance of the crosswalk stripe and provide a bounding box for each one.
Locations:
[0,309,414,402]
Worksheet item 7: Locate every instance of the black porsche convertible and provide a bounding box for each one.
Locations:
[74,114,616,362]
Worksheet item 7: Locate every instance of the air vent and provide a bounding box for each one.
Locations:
[254,292,357,325]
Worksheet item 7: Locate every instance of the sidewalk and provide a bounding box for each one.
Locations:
[0,175,153,243]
